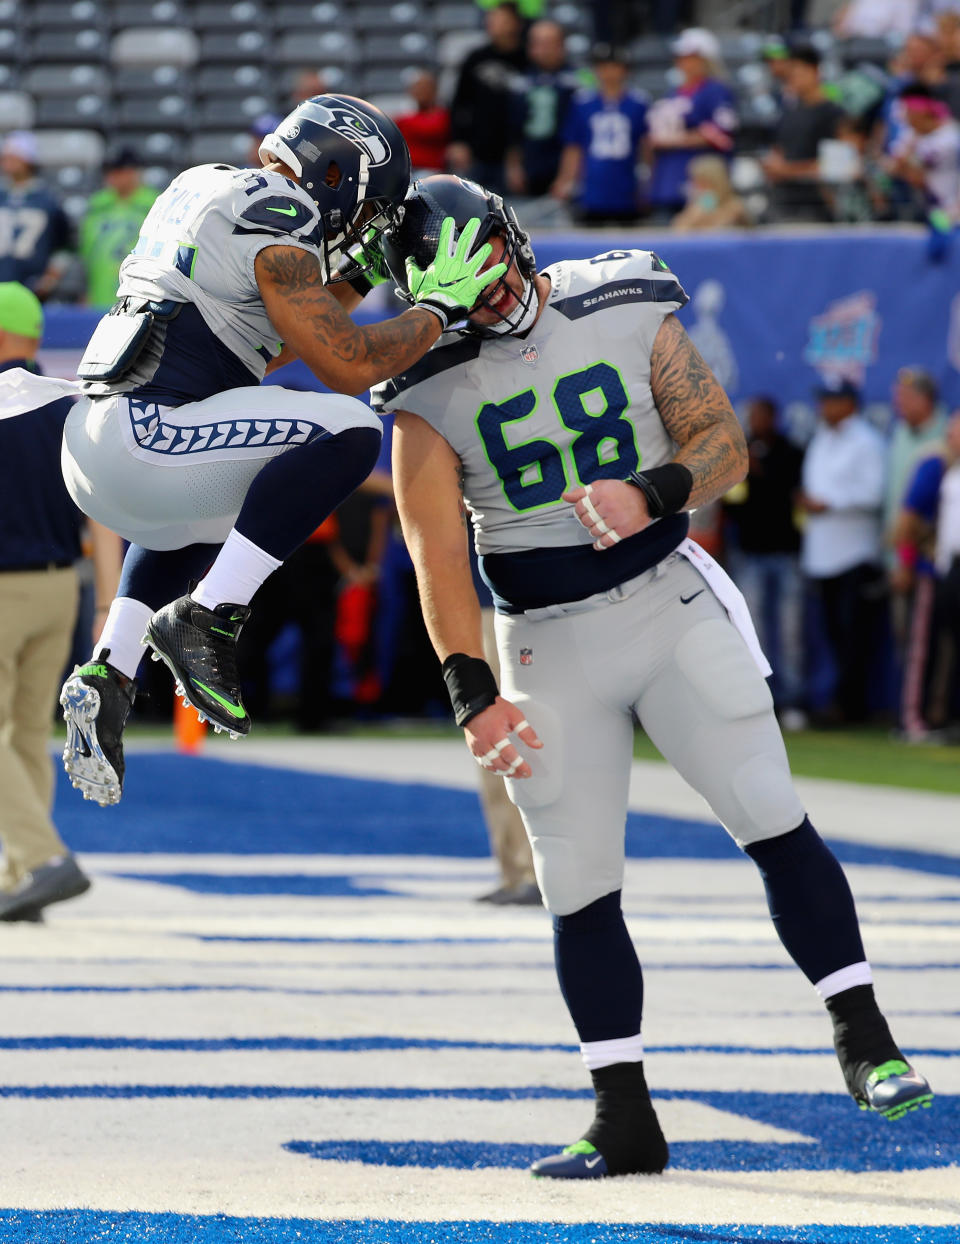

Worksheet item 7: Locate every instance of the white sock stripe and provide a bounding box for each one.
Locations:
[814,961,873,1000]
[580,1033,645,1071]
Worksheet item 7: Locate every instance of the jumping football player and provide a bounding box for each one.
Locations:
[373,174,933,1179]
[50,96,505,806]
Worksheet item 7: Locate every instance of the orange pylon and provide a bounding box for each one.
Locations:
[174,696,206,753]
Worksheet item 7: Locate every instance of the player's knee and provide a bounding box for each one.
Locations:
[725,753,806,848]
[531,837,622,916]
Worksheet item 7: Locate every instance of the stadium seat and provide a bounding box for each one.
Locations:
[115,128,183,166]
[0,28,19,65]
[29,29,108,62]
[110,2,187,28]
[186,130,251,167]
[35,93,110,129]
[24,2,106,30]
[352,1,423,23]
[111,27,200,68]
[51,163,103,196]
[429,4,481,32]
[24,63,110,96]
[33,128,105,168]
[111,65,191,95]
[116,94,193,130]
[362,33,437,64]
[191,2,269,30]
[0,64,18,90]
[273,2,341,28]
[0,91,35,130]
[195,95,281,129]
[274,31,360,66]
[195,65,274,95]
[356,65,419,95]
[199,30,272,62]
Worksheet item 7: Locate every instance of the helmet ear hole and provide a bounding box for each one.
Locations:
[325,160,342,188]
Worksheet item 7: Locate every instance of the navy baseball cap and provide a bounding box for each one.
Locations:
[814,378,860,401]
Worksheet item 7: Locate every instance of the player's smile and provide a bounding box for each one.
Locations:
[470,235,521,322]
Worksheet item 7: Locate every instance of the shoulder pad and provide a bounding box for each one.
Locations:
[232,170,322,240]
[548,250,688,320]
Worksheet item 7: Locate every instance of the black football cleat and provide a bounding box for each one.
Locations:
[855,1060,934,1120]
[61,652,136,806]
[531,1139,609,1179]
[531,1062,669,1179]
[144,595,251,737]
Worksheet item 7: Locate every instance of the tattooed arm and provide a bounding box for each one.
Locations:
[391,409,483,662]
[562,313,746,548]
[255,245,441,395]
[650,313,747,508]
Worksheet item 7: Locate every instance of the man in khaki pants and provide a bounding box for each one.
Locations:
[0,283,94,920]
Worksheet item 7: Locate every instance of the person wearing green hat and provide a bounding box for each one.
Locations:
[0,282,96,920]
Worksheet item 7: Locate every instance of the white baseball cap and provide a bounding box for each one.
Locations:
[2,130,39,164]
[673,28,721,61]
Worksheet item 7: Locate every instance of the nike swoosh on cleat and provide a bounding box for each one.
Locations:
[189,678,246,719]
[680,590,705,605]
[266,204,299,216]
[584,1155,603,1169]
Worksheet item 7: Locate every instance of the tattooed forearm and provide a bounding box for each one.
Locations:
[650,314,747,507]
[256,245,440,392]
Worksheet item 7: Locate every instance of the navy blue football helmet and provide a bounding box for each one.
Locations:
[259,94,411,281]
[382,174,538,336]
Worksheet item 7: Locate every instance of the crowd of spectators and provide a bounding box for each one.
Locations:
[722,372,960,742]
[8,2,960,307]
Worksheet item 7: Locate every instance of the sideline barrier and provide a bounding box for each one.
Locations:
[42,227,960,423]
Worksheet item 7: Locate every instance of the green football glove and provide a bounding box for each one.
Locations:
[406,216,508,329]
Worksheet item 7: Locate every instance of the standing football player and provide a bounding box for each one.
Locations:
[373,174,933,1179]
[0,96,505,807]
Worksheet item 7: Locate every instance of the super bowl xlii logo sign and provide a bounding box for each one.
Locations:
[803,290,880,387]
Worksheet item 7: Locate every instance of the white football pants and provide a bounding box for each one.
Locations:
[61,386,380,550]
[496,551,805,916]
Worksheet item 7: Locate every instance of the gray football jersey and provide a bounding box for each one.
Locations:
[114,163,323,378]
[372,249,688,555]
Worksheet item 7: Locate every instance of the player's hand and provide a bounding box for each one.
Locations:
[406,217,507,330]
[562,479,652,550]
[465,697,543,779]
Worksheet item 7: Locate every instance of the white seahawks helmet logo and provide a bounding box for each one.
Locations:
[302,101,391,166]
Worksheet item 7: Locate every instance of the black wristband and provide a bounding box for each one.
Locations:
[625,463,693,518]
[441,652,499,727]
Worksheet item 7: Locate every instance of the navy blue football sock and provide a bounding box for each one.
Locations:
[553,890,643,1043]
[744,817,866,985]
[235,425,381,561]
[118,542,221,612]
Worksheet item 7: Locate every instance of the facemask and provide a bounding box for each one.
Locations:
[473,274,540,337]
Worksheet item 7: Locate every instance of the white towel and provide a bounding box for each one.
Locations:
[676,536,772,678]
[0,367,82,418]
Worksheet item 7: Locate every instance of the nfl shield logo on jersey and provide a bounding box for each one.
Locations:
[519,647,533,665]
[520,343,539,366]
